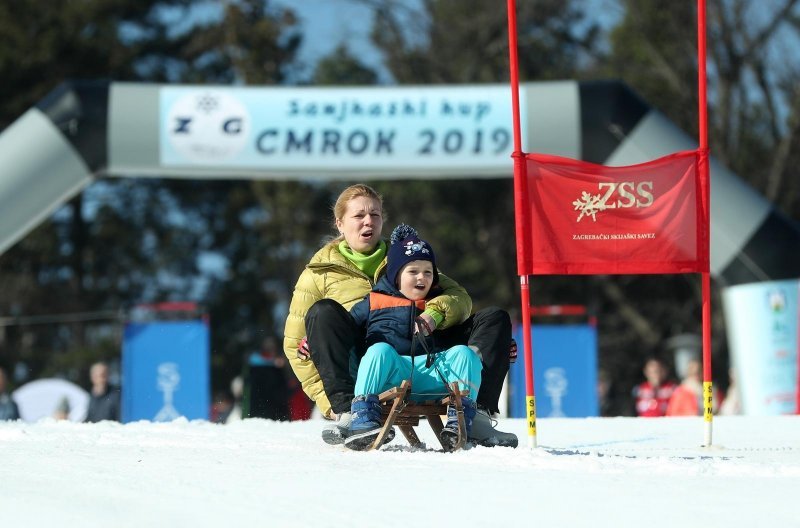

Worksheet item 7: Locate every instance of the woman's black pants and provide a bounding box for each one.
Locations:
[306,299,511,415]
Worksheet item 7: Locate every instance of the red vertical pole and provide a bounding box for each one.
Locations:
[507,0,537,448]
[697,0,714,446]
[507,0,523,157]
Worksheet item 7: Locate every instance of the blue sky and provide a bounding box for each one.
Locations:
[274,0,622,83]
[172,0,623,84]
[271,0,395,82]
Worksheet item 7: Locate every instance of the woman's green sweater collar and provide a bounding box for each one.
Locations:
[338,240,387,278]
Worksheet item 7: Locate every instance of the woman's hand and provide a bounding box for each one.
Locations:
[296,336,311,360]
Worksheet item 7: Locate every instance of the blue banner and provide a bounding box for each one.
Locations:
[509,324,598,418]
[122,320,210,422]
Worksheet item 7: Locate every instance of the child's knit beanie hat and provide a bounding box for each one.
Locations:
[386,224,439,287]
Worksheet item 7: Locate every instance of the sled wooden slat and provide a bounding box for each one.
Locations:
[370,379,468,451]
[398,425,421,445]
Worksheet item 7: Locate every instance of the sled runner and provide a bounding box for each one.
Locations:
[368,379,469,452]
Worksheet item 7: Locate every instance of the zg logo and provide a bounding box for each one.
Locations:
[573,181,654,222]
[166,91,250,163]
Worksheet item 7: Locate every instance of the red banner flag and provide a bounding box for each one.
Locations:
[525,149,709,275]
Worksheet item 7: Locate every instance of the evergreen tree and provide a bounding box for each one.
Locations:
[366,0,600,83]
[0,1,302,388]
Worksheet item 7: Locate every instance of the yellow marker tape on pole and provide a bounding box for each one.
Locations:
[527,395,537,436]
[703,381,713,422]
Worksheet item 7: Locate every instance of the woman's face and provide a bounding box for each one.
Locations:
[336,196,383,253]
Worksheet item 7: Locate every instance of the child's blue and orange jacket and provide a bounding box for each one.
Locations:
[349,275,442,356]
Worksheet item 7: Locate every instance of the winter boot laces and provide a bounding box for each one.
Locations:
[470,406,519,448]
[344,394,393,451]
[440,397,477,450]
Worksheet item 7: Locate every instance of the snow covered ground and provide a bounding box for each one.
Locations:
[1,415,798,528]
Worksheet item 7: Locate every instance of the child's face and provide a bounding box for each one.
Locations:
[397,260,434,300]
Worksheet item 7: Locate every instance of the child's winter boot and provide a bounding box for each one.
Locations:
[439,396,477,451]
[343,394,383,451]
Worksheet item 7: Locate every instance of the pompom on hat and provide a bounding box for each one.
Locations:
[386,224,439,287]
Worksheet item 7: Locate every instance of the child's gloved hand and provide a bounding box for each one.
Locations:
[414,314,436,336]
[296,336,311,361]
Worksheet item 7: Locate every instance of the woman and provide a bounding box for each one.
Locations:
[283,184,517,447]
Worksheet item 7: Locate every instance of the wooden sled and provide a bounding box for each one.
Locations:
[368,379,469,452]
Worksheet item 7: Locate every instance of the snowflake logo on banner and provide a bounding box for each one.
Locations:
[572,191,606,222]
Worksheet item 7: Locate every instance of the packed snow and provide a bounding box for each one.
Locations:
[1,415,798,527]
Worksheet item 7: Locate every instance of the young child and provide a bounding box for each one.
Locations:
[343,224,482,451]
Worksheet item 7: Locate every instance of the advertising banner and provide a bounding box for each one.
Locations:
[508,324,598,418]
[122,320,210,422]
[525,150,707,275]
[159,85,523,173]
[722,279,799,415]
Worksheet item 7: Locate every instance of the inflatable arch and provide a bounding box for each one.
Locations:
[0,79,797,287]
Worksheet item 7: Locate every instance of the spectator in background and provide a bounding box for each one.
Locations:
[719,367,742,416]
[85,362,121,423]
[666,357,703,416]
[633,356,676,417]
[0,367,20,421]
[225,376,244,423]
[53,396,71,421]
[286,373,312,421]
[597,368,625,417]
[247,337,290,421]
[211,391,234,423]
